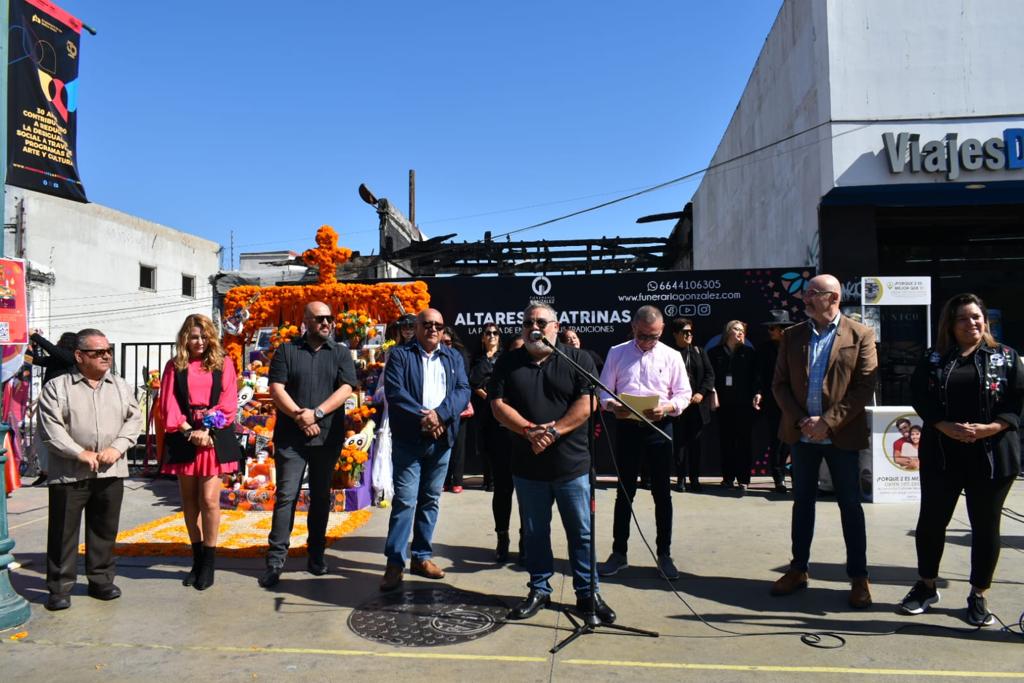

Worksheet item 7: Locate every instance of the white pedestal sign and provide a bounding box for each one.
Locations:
[868,406,922,503]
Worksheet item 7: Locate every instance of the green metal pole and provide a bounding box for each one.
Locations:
[0,423,31,631]
[2,0,9,257]
[0,2,30,633]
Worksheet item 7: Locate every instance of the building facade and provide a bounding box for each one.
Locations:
[692,0,1024,346]
[4,187,222,361]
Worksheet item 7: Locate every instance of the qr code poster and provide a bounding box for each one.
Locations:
[0,259,28,344]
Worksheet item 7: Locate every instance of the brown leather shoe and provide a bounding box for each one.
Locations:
[380,564,403,591]
[849,577,872,608]
[770,569,809,596]
[410,558,445,579]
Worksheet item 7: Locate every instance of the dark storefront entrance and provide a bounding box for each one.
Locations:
[820,180,1024,404]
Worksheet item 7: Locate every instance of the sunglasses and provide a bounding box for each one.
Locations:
[309,315,334,324]
[636,333,661,342]
[79,347,114,358]
[420,321,444,331]
[804,289,835,299]
[483,331,500,337]
[523,318,553,329]
[677,329,693,336]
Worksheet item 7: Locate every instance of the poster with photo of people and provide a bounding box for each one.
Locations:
[870,407,922,503]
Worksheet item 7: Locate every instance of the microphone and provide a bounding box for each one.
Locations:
[529,330,544,341]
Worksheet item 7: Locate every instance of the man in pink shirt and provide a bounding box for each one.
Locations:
[597,306,691,580]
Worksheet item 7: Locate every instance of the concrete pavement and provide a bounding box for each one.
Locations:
[2,476,1023,681]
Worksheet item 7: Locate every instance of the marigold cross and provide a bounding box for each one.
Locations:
[302,225,353,285]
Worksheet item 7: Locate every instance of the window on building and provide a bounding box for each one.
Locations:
[182,274,195,298]
[139,264,156,291]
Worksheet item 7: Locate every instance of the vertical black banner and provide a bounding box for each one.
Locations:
[6,0,87,202]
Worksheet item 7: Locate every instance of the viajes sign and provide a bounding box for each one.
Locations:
[881,129,1024,181]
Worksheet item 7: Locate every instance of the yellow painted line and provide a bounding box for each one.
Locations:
[8,515,48,530]
[9,639,1024,677]
[12,639,547,663]
[563,659,1024,678]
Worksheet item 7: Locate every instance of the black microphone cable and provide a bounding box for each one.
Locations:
[594,407,1024,648]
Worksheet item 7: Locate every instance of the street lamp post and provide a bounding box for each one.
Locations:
[0,424,31,630]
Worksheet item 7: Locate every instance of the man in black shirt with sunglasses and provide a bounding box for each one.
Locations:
[259,301,357,587]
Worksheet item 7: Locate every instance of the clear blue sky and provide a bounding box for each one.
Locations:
[58,1,782,265]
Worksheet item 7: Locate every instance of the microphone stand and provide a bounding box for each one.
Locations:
[532,334,661,654]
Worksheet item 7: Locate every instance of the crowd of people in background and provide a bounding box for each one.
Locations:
[17,282,1019,628]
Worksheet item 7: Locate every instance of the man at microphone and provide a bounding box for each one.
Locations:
[490,304,614,624]
[598,305,691,580]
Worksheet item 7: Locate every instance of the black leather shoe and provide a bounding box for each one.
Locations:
[307,555,328,576]
[673,480,685,493]
[507,590,551,620]
[576,592,616,625]
[87,583,121,601]
[45,593,70,611]
[258,566,283,588]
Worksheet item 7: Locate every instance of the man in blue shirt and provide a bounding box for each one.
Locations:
[380,309,471,591]
[769,274,878,609]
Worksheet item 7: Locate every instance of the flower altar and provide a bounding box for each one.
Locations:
[217,225,428,513]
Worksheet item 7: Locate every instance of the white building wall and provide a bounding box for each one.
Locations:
[827,0,1024,188]
[692,0,833,270]
[4,187,222,352]
[692,0,1024,270]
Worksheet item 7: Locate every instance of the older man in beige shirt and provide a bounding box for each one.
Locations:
[39,328,142,611]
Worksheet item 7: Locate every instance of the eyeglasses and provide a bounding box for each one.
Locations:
[636,333,661,342]
[309,315,334,324]
[483,331,500,337]
[79,347,114,358]
[805,289,835,299]
[523,318,553,329]
[420,321,444,331]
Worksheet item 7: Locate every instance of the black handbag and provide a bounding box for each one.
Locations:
[163,366,242,465]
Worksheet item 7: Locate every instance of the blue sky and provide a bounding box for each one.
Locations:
[57,1,782,265]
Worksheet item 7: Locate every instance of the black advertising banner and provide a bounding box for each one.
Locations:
[419,267,815,477]
[6,0,87,201]
[422,268,815,356]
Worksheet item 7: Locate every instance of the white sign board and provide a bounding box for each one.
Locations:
[861,276,931,306]
[868,406,922,503]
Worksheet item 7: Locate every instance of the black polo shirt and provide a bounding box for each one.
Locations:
[269,336,357,449]
[488,344,596,483]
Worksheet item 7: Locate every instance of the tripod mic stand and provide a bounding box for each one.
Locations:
[529,332,663,654]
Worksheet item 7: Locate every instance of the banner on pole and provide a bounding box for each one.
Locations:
[6,0,87,201]
[0,258,29,345]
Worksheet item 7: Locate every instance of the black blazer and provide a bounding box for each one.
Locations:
[911,342,1024,478]
[678,345,715,424]
[708,343,757,409]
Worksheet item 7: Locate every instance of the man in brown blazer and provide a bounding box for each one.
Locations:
[770,274,878,608]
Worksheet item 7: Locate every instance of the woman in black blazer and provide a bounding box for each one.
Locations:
[708,320,758,493]
[669,318,715,492]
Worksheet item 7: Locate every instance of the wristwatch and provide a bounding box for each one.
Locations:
[546,425,560,439]
[314,407,325,421]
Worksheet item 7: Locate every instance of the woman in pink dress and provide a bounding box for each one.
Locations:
[159,314,239,590]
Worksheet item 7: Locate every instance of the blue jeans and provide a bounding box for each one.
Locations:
[514,473,597,598]
[384,437,451,566]
[790,441,867,578]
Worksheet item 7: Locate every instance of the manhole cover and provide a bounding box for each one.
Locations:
[348,587,508,647]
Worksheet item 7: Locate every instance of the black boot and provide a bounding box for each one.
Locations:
[183,542,202,587]
[194,545,216,591]
[495,531,510,563]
